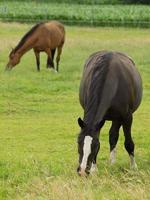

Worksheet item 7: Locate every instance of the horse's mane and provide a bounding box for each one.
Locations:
[83,52,113,125]
[12,22,44,54]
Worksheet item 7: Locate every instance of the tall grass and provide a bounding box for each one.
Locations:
[0,22,149,199]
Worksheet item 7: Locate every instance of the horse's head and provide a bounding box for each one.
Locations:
[77,118,100,177]
[6,49,21,70]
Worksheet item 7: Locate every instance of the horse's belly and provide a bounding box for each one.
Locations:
[34,47,45,51]
[102,107,122,121]
[34,40,60,51]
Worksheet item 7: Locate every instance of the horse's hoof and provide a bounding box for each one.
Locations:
[130,163,138,170]
[90,163,97,173]
[109,148,116,165]
[109,159,116,165]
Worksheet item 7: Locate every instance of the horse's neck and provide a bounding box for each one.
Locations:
[17,35,36,56]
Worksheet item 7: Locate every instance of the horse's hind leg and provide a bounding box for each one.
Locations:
[47,57,54,69]
[123,114,137,169]
[46,49,54,69]
[34,50,40,71]
[109,121,121,165]
[47,49,56,69]
[51,49,56,61]
[56,46,63,72]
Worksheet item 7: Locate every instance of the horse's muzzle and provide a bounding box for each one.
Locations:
[77,166,90,177]
[5,64,12,71]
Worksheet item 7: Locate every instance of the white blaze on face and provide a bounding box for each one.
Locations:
[80,136,93,170]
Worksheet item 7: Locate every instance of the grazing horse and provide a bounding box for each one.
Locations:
[6,21,65,72]
[77,51,142,176]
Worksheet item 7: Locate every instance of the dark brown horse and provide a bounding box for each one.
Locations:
[77,51,142,176]
[6,21,65,72]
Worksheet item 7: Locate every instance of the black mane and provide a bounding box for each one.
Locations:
[83,52,113,125]
[12,22,43,54]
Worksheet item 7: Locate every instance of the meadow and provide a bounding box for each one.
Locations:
[0,1,150,27]
[0,22,150,199]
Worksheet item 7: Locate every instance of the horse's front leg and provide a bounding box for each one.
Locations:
[90,120,105,173]
[90,141,100,173]
[90,154,99,173]
[34,49,40,71]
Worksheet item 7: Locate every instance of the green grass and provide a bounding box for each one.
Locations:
[0,0,123,4]
[0,2,150,27]
[0,22,150,199]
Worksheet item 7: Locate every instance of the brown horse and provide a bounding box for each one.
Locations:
[6,21,65,72]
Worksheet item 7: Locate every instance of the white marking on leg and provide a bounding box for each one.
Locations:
[109,147,116,165]
[130,155,138,169]
[90,163,97,173]
[80,136,92,170]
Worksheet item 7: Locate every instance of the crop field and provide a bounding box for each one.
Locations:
[0,1,150,27]
[0,22,150,199]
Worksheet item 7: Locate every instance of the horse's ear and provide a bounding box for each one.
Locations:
[11,47,14,52]
[9,44,13,50]
[78,117,85,128]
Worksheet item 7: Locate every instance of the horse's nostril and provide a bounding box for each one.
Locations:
[79,170,85,177]
[85,169,90,175]
[78,168,89,177]
[5,64,8,69]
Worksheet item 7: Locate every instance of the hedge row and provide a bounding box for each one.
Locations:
[1,0,149,5]
[0,2,150,27]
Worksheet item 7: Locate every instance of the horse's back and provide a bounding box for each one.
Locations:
[108,52,142,112]
[80,51,142,119]
[44,21,65,42]
[33,21,65,49]
[44,21,65,34]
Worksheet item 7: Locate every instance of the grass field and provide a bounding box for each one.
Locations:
[0,22,150,199]
[0,2,150,27]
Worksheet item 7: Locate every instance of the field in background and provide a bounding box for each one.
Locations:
[0,1,150,27]
[0,22,150,199]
